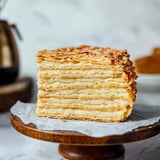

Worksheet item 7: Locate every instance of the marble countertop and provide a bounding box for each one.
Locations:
[0,88,160,160]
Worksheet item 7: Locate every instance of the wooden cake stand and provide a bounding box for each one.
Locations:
[10,114,160,160]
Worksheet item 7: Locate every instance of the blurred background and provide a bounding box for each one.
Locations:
[3,0,160,80]
[0,0,160,160]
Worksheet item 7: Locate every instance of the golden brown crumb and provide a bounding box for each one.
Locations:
[62,120,67,122]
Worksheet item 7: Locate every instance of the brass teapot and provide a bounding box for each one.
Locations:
[0,20,21,85]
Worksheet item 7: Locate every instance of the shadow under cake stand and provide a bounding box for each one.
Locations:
[10,114,160,160]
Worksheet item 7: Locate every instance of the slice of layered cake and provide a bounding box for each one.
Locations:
[36,45,137,122]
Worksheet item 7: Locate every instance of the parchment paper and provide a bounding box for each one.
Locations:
[11,101,160,137]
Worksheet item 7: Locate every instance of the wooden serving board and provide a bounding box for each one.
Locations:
[0,77,32,113]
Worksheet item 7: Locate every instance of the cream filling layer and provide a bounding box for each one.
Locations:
[38,88,128,95]
[38,62,123,70]
[38,82,129,91]
[38,98,131,105]
[36,108,124,116]
[38,93,130,99]
[39,70,123,76]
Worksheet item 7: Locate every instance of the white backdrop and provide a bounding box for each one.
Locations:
[2,0,160,77]
[1,0,160,102]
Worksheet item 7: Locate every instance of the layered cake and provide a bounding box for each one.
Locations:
[36,45,137,122]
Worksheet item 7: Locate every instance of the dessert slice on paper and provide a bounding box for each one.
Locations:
[36,45,137,122]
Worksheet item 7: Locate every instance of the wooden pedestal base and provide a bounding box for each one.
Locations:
[59,144,124,160]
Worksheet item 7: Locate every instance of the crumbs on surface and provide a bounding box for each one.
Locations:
[62,120,67,122]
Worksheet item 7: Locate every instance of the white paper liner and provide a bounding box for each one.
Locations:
[11,101,160,137]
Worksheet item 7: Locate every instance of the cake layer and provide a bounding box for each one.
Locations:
[38,92,131,100]
[38,78,124,83]
[37,104,129,112]
[38,88,129,95]
[38,98,130,105]
[36,109,127,122]
[38,62,123,70]
[38,83,130,91]
[38,70,123,79]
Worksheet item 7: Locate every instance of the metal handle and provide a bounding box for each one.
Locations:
[10,24,23,41]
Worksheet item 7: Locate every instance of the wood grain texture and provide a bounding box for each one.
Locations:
[59,144,125,160]
[10,114,160,145]
[0,77,33,113]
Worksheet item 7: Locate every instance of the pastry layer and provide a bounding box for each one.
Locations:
[36,45,137,122]
[36,107,132,122]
